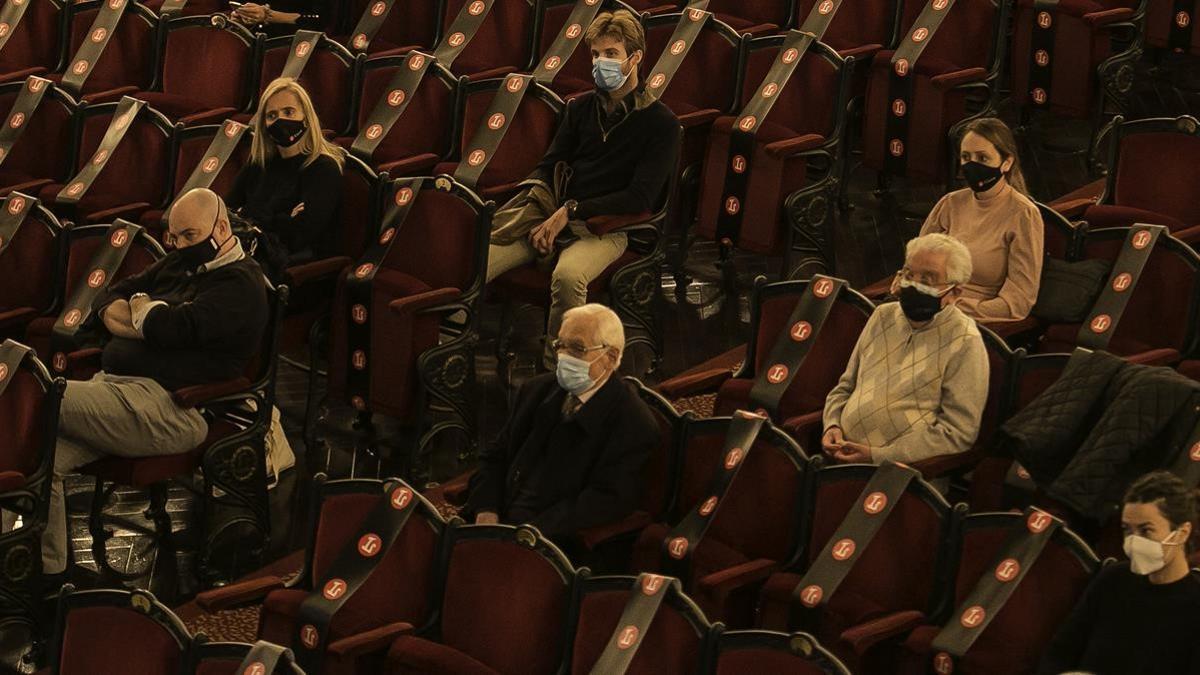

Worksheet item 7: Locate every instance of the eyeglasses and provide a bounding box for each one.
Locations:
[550,339,608,360]
[896,267,951,289]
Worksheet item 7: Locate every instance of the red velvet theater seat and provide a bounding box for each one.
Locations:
[630,416,809,626]
[0,201,65,339]
[432,77,563,202]
[0,79,79,198]
[1146,0,1200,56]
[1180,360,1200,382]
[338,55,459,176]
[701,0,792,34]
[23,223,165,375]
[256,33,359,136]
[535,0,603,101]
[333,0,440,57]
[51,587,192,675]
[142,0,229,16]
[693,38,849,269]
[757,464,954,672]
[134,14,262,125]
[47,0,158,104]
[385,524,576,675]
[793,0,892,59]
[1062,115,1200,245]
[862,0,1006,184]
[894,512,1100,675]
[0,0,66,84]
[569,574,713,675]
[1036,226,1200,365]
[438,0,538,81]
[137,122,253,238]
[188,641,305,675]
[39,101,176,226]
[1010,0,1141,120]
[714,630,852,675]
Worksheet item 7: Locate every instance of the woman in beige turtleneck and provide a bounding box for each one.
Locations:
[920,118,1044,322]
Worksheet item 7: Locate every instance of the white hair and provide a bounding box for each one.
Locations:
[905,233,974,286]
[562,303,625,361]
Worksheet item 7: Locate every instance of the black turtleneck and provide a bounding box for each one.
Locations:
[226,153,342,259]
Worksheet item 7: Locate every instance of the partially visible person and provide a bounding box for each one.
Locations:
[485,9,680,368]
[40,189,268,576]
[920,117,1044,323]
[822,233,988,465]
[230,1,327,35]
[226,77,344,277]
[1039,471,1200,675]
[464,304,657,542]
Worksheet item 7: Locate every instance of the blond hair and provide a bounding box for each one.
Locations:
[960,117,1028,196]
[584,9,645,57]
[250,77,345,170]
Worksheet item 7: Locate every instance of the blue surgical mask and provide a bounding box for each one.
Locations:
[556,353,598,395]
[592,55,631,92]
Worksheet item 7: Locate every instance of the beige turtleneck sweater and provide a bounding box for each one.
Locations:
[920,184,1044,322]
[823,302,988,465]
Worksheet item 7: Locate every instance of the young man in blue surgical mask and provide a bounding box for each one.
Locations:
[1039,471,1200,675]
[486,9,681,369]
[822,233,988,467]
[464,304,657,548]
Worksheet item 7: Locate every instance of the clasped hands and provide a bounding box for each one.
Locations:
[821,426,873,464]
[231,2,271,25]
[528,205,570,256]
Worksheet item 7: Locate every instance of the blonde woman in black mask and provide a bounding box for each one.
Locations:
[919,117,1044,323]
[226,77,344,273]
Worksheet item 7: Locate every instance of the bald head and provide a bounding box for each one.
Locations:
[168,188,230,250]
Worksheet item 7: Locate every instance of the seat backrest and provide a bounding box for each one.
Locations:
[642,13,741,117]
[355,57,458,165]
[570,575,711,675]
[1037,201,1078,260]
[793,0,893,53]
[0,204,63,316]
[439,524,575,675]
[0,347,58,481]
[1111,116,1200,227]
[172,124,251,209]
[629,377,682,519]
[53,588,191,675]
[743,279,874,418]
[441,0,538,77]
[0,0,65,74]
[896,0,998,71]
[260,35,358,135]
[702,0,792,29]
[978,326,1016,442]
[806,464,951,619]
[323,153,378,260]
[535,0,601,99]
[63,224,164,301]
[737,36,844,139]
[160,16,259,113]
[63,1,158,95]
[947,513,1098,672]
[1009,352,1071,414]
[73,102,175,211]
[1077,227,1200,357]
[380,177,490,296]
[342,0,440,52]
[675,416,807,564]
[188,642,304,675]
[456,78,562,192]
[714,630,851,675]
[303,478,443,631]
[0,80,78,186]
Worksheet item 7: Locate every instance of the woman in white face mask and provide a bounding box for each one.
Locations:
[1038,471,1200,675]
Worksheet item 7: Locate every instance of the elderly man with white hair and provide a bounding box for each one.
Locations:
[465,303,657,541]
[822,233,989,465]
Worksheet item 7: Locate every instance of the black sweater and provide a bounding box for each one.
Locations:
[94,254,268,391]
[1038,562,1200,675]
[530,87,680,221]
[226,154,342,259]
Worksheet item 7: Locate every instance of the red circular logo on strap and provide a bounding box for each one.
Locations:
[379,227,396,245]
[300,624,319,649]
[467,149,487,166]
[1132,229,1153,249]
[1035,49,1050,67]
[1027,509,1053,533]
[1112,272,1132,292]
[108,0,123,9]
[66,182,84,197]
[202,157,220,173]
[355,263,375,279]
[724,196,740,215]
[731,155,746,174]
[641,574,665,595]
[395,186,414,206]
[782,48,799,64]
[813,278,835,298]
[889,139,905,157]
[26,77,42,94]
[244,662,266,675]
[960,605,986,628]
[7,196,24,215]
[87,269,106,288]
[488,113,506,130]
[738,115,757,132]
[371,1,387,16]
[1031,88,1047,105]
[1016,464,1031,480]
[891,98,906,117]
[1190,442,1200,461]
[72,60,89,76]
[1178,11,1191,27]
[391,486,413,510]
[52,352,66,372]
[357,533,382,557]
[649,73,666,89]
[800,584,823,607]
[506,75,524,92]
[365,124,383,140]
[832,538,856,561]
[688,7,705,21]
[699,495,718,516]
[932,0,949,9]
[0,23,9,38]
[670,39,687,55]
[819,0,835,14]
[351,350,367,370]
[894,59,910,76]
[322,578,347,600]
[911,27,929,43]
[409,53,426,69]
[790,320,812,342]
[353,34,369,50]
[351,304,367,324]
[92,149,109,166]
[544,55,562,70]
[1038,11,1052,29]
[0,364,8,383]
[864,491,888,515]
[724,447,745,469]
[995,557,1020,583]
[617,625,639,649]
[933,652,954,674]
[63,309,82,328]
[761,82,779,98]
[448,32,466,47]
[667,536,688,559]
[91,27,107,43]
[468,0,486,15]
[566,23,582,39]
[1089,314,1112,334]
[224,120,241,137]
[388,89,406,107]
[766,364,789,384]
[8,112,23,129]
[295,41,311,58]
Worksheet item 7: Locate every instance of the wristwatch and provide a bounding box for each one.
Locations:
[564,199,579,220]
[130,292,149,302]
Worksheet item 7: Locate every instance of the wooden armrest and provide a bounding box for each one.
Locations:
[376,153,440,176]
[1050,197,1099,218]
[655,367,735,399]
[577,510,654,551]
[327,622,415,659]
[764,133,825,159]
[286,256,352,287]
[932,67,988,91]
[840,609,926,656]
[178,107,237,126]
[0,471,27,493]
[696,558,778,597]
[586,211,654,237]
[1083,7,1134,25]
[910,449,985,480]
[194,575,286,611]
[388,287,462,315]
[85,202,153,223]
[173,377,252,408]
[426,470,475,508]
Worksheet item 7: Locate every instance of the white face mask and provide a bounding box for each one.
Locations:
[1123,529,1181,575]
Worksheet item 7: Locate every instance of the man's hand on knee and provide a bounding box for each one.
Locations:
[529,206,570,255]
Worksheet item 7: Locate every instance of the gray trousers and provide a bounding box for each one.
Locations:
[42,372,206,573]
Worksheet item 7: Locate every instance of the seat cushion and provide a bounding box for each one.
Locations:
[78,418,238,487]
[490,251,640,307]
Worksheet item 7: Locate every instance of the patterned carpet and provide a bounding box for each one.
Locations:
[187,606,263,644]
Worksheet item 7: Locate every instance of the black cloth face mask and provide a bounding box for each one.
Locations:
[267,117,306,148]
[898,282,951,322]
[176,205,225,269]
[961,161,1004,193]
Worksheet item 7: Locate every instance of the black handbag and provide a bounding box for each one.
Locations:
[1031,257,1112,323]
